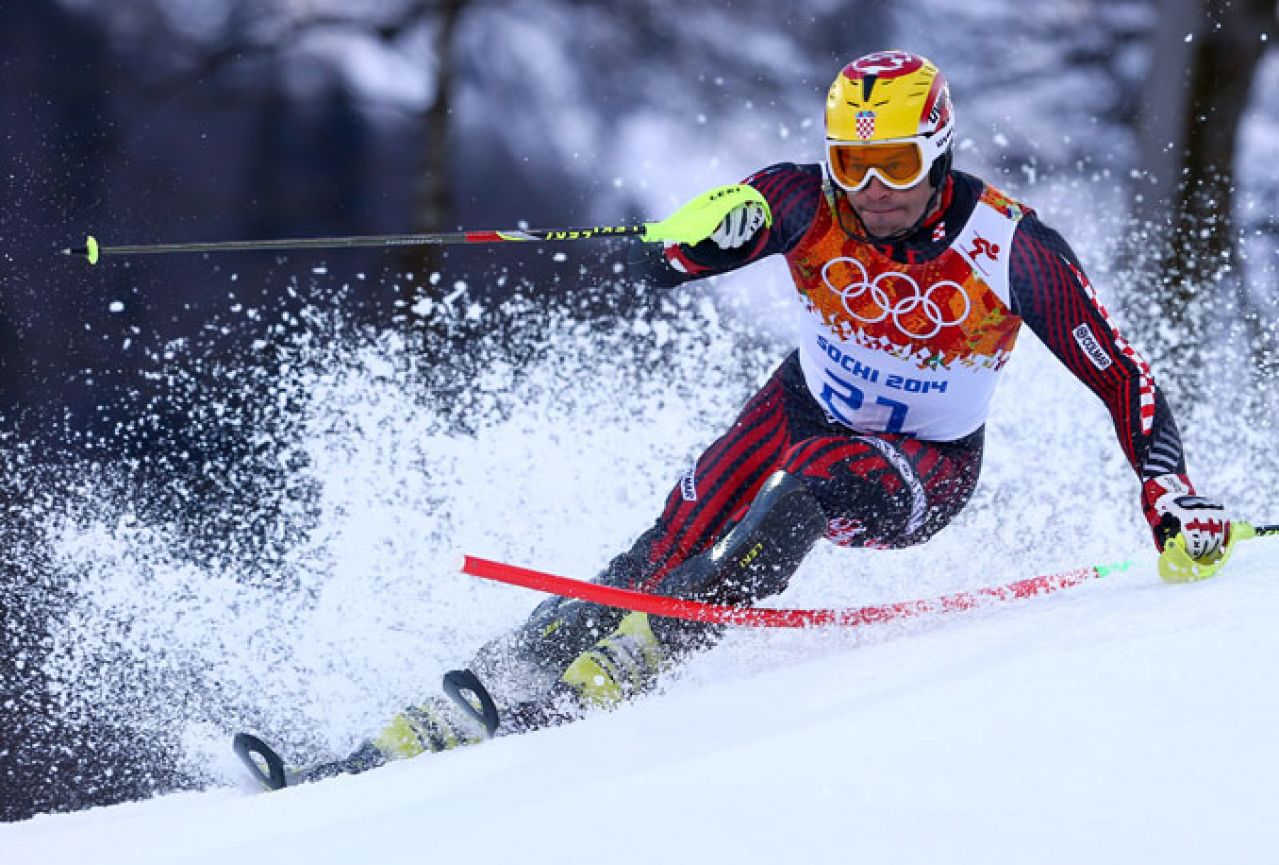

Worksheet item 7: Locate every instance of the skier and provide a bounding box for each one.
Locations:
[252,49,1231,785]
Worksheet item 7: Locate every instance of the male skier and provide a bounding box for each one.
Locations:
[246,50,1230,786]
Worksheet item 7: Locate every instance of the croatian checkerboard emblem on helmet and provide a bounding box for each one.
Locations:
[855,110,876,139]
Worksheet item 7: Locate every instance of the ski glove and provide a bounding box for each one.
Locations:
[1141,472,1229,559]
[709,201,768,249]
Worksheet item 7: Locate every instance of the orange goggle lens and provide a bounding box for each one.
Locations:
[828,141,927,191]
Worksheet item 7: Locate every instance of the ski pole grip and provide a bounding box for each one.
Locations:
[61,236,100,264]
[642,184,772,245]
[1156,519,1269,583]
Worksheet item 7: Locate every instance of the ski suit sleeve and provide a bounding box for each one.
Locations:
[628,163,823,288]
[1007,214,1188,482]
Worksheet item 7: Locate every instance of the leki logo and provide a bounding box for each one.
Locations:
[820,257,972,340]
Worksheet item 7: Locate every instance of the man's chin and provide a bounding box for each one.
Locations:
[862,218,909,238]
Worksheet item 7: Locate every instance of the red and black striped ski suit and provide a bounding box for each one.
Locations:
[598,351,983,598]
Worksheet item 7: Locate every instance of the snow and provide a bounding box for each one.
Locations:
[5,543,1277,864]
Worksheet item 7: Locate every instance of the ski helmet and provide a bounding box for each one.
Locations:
[825,50,955,192]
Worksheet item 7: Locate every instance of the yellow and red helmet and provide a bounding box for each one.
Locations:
[825,50,955,192]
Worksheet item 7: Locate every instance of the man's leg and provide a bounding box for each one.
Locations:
[778,427,985,551]
[365,375,985,763]
[466,360,802,710]
[541,425,988,710]
[359,358,802,761]
[254,422,985,786]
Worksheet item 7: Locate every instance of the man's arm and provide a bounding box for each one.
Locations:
[1008,214,1228,557]
[629,163,823,287]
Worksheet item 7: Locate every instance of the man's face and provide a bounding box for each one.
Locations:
[845,175,936,238]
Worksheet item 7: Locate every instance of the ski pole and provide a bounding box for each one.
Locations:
[61,184,772,265]
[63,225,645,265]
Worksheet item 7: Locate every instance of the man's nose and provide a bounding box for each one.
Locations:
[862,175,893,196]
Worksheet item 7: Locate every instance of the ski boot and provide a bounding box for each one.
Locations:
[558,610,669,709]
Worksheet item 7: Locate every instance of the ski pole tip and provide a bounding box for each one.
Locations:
[63,236,99,264]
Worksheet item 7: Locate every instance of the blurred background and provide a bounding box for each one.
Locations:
[2,0,1276,822]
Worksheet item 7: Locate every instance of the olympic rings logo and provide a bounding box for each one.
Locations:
[820,257,972,340]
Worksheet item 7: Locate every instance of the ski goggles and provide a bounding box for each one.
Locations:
[826,135,946,192]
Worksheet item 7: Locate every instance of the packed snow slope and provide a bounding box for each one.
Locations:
[6,543,1277,864]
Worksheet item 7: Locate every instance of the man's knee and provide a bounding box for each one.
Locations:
[780,437,916,546]
[659,470,828,604]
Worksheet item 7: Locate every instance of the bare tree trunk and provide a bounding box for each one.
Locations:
[1133,0,1274,388]
[1167,0,1271,296]
[400,0,468,286]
